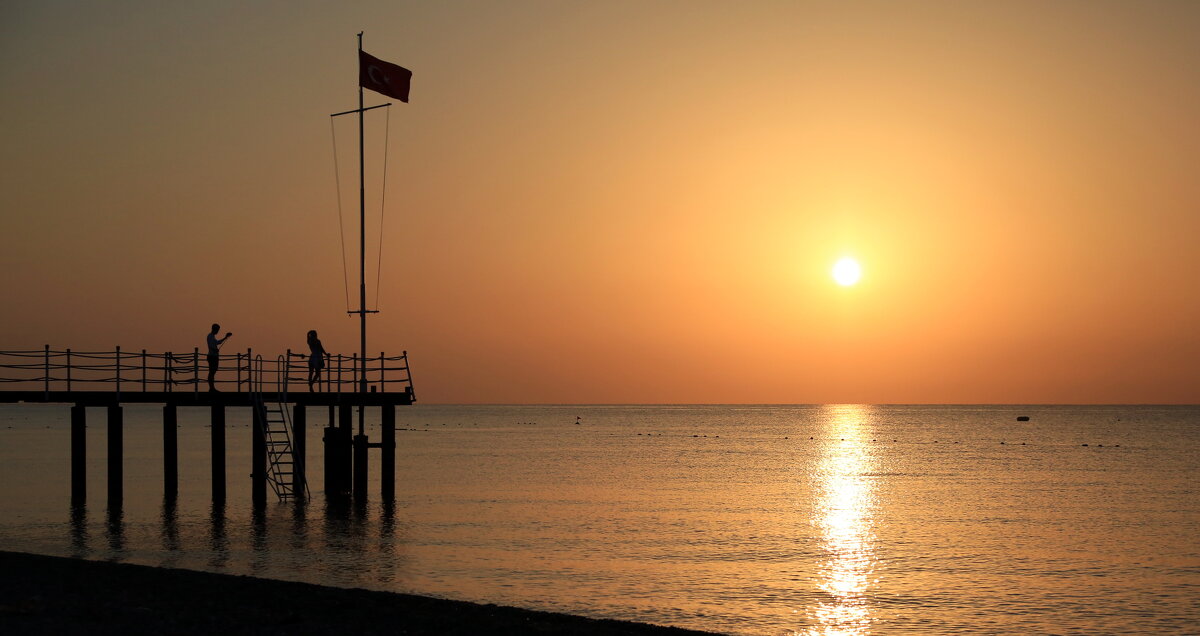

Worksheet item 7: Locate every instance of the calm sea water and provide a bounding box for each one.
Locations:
[1,404,1197,634]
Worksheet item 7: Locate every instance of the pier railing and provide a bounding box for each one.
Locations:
[0,347,414,399]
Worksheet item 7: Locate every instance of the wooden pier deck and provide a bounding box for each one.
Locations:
[0,347,415,406]
[0,389,413,407]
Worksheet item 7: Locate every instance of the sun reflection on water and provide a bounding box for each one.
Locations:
[807,405,877,635]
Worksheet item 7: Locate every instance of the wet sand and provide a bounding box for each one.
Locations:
[0,551,719,635]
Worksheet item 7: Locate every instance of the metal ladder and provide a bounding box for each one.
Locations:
[251,355,309,502]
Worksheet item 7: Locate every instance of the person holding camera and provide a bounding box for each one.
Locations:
[206,323,233,391]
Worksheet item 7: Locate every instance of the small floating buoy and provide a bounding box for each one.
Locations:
[1000,441,1006,445]
[1082,443,1088,447]
[1016,416,1030,421]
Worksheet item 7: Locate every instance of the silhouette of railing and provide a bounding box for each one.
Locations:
[0,346,414,399]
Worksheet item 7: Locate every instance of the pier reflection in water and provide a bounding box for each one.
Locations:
[809,405,878,635]
[68,495,401,592]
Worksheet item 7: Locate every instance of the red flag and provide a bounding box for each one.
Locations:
[359,50,411,103]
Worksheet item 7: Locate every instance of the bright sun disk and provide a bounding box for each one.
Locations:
[832,258,862,286]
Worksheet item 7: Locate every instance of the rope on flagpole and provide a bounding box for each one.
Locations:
[375,104,391,311]
[330,117,352,313]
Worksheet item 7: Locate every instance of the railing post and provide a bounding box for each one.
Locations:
[166,352,173,393]
[336,355,342,394]
[66,348,72,392]
[403,350,413,400]
[193,347,199,398]
[141,349,147,393]
[115,346,121,402]
[246,348,252,394]
[236,353,242,390]
[44,344,49,399]
[352,354,357,394]
[286,348,292,393]
[379,351,385,393]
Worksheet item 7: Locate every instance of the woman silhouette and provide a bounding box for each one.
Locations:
[306,330,326,391]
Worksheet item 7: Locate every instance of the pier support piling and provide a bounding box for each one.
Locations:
[252,404,266,508]
[293,404,306,499]
[71,404,86,506]
[163,404,177,501]
[353,434,368,503]
[323,426,351,499]
[107,405,123,508]
[211,404,225,503]
[340,404,353,496]
[382,404,395,501]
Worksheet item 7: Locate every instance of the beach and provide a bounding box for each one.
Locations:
[0,551,718,635]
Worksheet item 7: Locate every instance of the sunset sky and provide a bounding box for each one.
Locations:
[2,1,1197,403]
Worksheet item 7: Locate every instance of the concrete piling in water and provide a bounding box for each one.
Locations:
[323,426,337,497]
[382,403,395,501]
[293,405,306,500]
[323,425,351,499]
[353,434,368,503]
[252,404,266,508]
[71,404,86,506]
[107,405,123,508]
[211,404,225,503]
[163,404,177,501]
[340,404,353,497]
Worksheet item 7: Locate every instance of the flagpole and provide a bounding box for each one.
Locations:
[357,32,367,436]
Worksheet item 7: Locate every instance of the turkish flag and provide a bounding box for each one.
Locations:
[359,50,411,103]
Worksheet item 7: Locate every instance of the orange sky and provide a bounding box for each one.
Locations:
[2,1,1197,403]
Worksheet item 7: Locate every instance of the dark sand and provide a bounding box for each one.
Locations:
[0,551,721,635]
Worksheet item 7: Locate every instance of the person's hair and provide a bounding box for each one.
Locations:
[307,330,317,341]
[211,323,220,332]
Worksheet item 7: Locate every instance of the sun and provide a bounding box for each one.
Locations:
[832,257,862,286]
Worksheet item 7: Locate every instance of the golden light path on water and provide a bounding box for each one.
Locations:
[807,405,877,635]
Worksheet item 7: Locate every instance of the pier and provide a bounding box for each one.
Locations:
[0,347,414,508]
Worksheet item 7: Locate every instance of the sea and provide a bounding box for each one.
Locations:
[1,404,1197,635]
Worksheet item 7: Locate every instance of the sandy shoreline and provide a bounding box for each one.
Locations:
[0,551,720,635]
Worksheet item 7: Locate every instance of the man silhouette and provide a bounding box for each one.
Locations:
[206,323,232,391]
